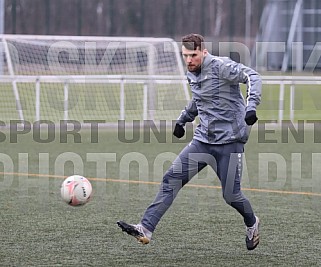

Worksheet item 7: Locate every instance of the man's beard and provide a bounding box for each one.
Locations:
[188,64,201,73]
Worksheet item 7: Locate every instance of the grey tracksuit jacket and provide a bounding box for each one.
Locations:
[177,53,262,144]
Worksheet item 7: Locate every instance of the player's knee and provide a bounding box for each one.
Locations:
[223,194,233,206]
[222,191,244,205]
[162,173,185,188]
[163,167,189,186]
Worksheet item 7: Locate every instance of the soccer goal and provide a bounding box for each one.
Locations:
[0,34,190,125]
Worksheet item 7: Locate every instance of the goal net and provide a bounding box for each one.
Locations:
[0,35,190,125]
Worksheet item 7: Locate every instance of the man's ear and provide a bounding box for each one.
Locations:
[203,49,208,56]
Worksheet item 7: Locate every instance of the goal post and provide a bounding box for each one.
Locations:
[0,34,190,125]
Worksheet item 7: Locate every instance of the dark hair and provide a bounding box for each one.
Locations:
[182,33,205,51]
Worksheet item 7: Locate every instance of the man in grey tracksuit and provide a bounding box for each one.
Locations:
[118,33,261,250]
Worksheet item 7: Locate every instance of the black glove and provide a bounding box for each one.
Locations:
[173,123,185,138]
[245,110,258,125]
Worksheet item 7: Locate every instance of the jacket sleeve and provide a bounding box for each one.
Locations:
[176,98,198,126]
[218,58,262,112]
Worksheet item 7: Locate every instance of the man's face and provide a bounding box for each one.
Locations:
[182,46,207,72]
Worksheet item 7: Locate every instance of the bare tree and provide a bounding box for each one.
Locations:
[214,0,224,36]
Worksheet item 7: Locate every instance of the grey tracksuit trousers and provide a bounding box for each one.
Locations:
[141,139,256,232]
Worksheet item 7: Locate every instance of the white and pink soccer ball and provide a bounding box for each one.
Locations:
[60,175,92,206]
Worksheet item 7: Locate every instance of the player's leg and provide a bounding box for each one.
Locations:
[118,140,214,243]
[140,140,213,231]
[214,142,260,250]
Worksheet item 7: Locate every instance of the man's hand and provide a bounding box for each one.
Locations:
[245,110,258,125]
[173,123,185,138]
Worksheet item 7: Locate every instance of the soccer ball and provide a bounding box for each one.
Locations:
[60,175,92,206]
